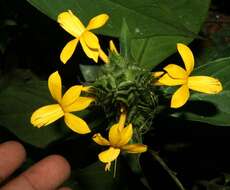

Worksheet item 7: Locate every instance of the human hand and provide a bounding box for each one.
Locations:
[0,141,71,190]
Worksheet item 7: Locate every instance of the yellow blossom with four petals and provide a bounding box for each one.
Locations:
[157,43,223,108]
[92,112,147,171]
[31,71,94,134]
[58,10,109,64]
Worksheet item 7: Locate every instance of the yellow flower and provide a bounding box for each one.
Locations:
[31,71,94,134]
[157,43,223,108]
[58,10,109,64]
[92,112,147,171]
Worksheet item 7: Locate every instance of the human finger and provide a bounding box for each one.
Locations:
[0,141,26,183]
[1,155,71,190]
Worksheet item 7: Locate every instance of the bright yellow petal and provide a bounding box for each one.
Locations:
[117,124,133,147]
[188,76,223,94]
[171,84,190,108]
[64,113,91,134]
[92,133,110,146]
[60,38,79,64]
[122,144,147,153]
[63,97,94,112]
[61,85,82,107]
[152,71,164,78]
[177,43,194,75]
[99,48,109,64]
[163,64,187,79]
[108,124,121,146]
[82,31,100,49]
[109,40,118,54]
[158,73,185,86]
[80,37,99,62]
[98,147,120,163]
[57,10,85,37]
[31,104,64,128]
[118,110,126,131]
[48,71,62,102]
[87,14,109,30]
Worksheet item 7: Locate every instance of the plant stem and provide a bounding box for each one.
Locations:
[113,159,117,178]
[148,149,186,190]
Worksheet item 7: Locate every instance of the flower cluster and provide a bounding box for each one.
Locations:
[30,10,223,171]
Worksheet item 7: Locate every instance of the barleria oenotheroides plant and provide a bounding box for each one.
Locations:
[31,10,223,172]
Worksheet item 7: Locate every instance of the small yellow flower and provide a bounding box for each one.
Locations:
[58,10,109,64]
[157,43,223,108]
[31,71,94,134]
[92,112,147,171]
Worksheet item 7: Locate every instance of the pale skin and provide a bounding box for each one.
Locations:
[0,141,71,190]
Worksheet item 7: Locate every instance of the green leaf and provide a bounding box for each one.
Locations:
[79,64,102,82]
[26,0,210,70]
[119,19,132,60]
[0,74,69,148]
[172,57,230,126]
[131,36,189,70]
[26,0,208,38]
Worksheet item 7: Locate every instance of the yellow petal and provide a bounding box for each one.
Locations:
[80,37,99,62]
[105,162,111,172]
[31,104,64,128]
[82,31,100,49]
[152,71,164,78]
[64,113,91,134]
[158,73,185,86]
[57,10,85,37]
[188,76,223,94]
[63,97,94,112]
[109,40,118,54]
[48,71,62,102]
[154,81,164,86]
[98,147,120,163]
[177,43,194,75]
[117,124,133,147]
[163,64,187,79]
[122,144,147,153]
[108,123,121,146]
[82,86,93,92]
[61,85,82,107]
[60,38,79,64]
[87,14,109,30]
[118,110,126,131]
[92,133,110,146]
[171,84,190,108]
[99,48,109,64]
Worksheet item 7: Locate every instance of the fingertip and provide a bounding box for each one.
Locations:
[1,141,26,160]
[45,154,71,178]
[20,154,71,190]
[0,141,26,181]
